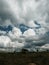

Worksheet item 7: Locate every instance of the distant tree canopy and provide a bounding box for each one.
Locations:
[21,48,29,53]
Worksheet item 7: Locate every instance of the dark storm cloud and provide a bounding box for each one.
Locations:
[0,0,49,28]
[0,0,17,26]
[0,0,11,19]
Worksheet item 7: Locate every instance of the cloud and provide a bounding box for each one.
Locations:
[0,26,48,52]
[37,43,49,51]
[0,0,48,42]
[0,30,6,35]
[40,44,49,49]
[23,29,36,37]
[0,0,49,28]
[0,35,11,47]
[27,20,39,28]
[0,0,49,52]
[35,27,47,35]
[0,0,18,26]
[8,27,22,39]
[8,41,24,49]
[0,35,25,52]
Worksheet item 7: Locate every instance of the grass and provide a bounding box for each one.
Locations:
[0,52,49,65]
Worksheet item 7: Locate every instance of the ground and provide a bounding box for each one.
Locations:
[0,52,49,65]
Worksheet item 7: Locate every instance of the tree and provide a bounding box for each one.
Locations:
[21,48,29,53]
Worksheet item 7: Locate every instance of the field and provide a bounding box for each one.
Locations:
[0,52,49,65]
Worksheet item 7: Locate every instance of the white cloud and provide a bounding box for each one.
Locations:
[0,26,48,52]
[0,36,11,47]
[40,44,49,49]
[7,41,24,48]
[0,30,6,35]
[27,20,38,27]
[23,29,36,37]
[8,27,22,39]
[0,32,24,52]
[12,27,22,36]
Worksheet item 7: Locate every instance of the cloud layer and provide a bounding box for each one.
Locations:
[0,0,49,52]
[0,26,48,52]
[0,0,49,27]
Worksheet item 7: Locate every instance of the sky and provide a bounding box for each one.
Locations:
[0,0,49,52]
